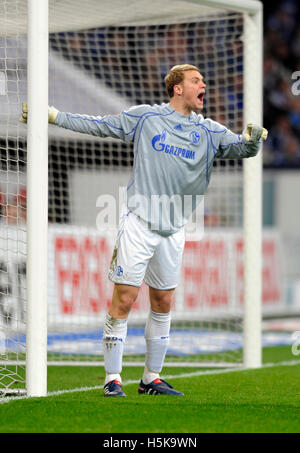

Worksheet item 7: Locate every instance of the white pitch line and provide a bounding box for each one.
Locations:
[1,359,300,405]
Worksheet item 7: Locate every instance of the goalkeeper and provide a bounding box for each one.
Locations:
[21,64,267,397]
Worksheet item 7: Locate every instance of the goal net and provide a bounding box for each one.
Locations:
[0,0,263,395]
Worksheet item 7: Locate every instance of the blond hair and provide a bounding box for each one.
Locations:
[164,64,201,98]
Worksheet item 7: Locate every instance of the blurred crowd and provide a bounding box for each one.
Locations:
[0,188,26,224]
[263,0,300,167]
[51,17,245,131]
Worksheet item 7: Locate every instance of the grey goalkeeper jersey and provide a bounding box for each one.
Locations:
[55,103,260,235]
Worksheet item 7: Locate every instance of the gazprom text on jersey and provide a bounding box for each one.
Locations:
[152,134,195,160]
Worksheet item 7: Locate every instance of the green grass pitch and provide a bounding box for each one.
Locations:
[0,346,299,433]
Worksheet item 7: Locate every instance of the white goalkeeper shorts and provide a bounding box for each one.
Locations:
[108,207,185,290]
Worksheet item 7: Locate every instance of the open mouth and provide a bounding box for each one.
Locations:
[197,92,204,102]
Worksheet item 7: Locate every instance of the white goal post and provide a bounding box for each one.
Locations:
[0,0,263,397]
[26,0,49,398]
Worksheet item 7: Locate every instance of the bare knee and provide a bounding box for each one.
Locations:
[109,284,139,318]
[149,287,175,313]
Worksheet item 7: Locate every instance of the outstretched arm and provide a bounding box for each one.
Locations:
[20,104,60,125]
[20,103,141,143]
[215,123,268,159]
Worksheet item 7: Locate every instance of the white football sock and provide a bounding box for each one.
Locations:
[104,373,122,386]
[143,310,171,385]
[103,314,127,383]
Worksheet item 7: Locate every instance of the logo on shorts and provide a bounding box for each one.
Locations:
[116,265,123,277]
[190,130,200,144]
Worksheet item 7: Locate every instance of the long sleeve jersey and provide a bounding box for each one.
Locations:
[55,102,260,235]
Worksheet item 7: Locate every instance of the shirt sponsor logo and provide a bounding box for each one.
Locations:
[151,133,195,161]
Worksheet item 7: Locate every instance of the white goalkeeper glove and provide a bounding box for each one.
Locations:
[20,103,59,124]
[48,105,59,124]
[242,123,268,142]
[19,102,28,123]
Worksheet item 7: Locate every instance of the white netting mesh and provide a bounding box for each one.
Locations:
[0,1,27,393]
[0,0,254,391]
